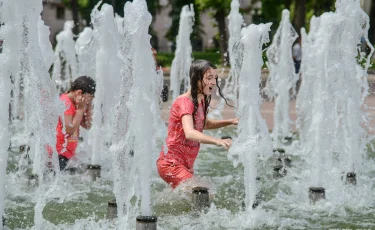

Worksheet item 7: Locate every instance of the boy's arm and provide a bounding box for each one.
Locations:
[204,118,238,130]
[64,108,84,135]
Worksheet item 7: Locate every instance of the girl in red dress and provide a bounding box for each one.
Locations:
[157,60,238,189]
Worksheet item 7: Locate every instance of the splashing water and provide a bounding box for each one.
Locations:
[52,21,78,94]
[110,0,164,227]
[334,0,374,176]
[89,3,121,165]
[170,4,194,101]
[2,0,375,229]
[209,0,244,120]
[265,9,299,148]
[298,0,375,187]
[296,16,321,152]
[115,14,125,36]
[228,23,273,211]
[0,0,65,228]
[75,27,97,155]
[225,0,244,109]
[75,27,96,79]
[0,0,19,220]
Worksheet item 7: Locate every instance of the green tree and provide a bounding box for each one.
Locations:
[293,0,306,35]
[195,0,231,64]
[62,0,160,35]
[165,0,203,51]
[254,0,285,35]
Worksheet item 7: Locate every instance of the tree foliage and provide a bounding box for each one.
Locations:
[165,0,203,51]
[62,0,160,29]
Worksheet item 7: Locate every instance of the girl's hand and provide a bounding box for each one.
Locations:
[216,138,232,150]
[232,118,239,125]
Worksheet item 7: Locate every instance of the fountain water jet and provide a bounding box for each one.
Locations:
[3,0,66,228]
[0,0,20,221]
[304,12,346,202]
[334,0,374,182]
[110,0,165,227]
[228,22,273,211]
[224,0,244,110]
[209,0,244,119]
[75,27,96,79]
[296,16,321,152]
[88,3,121,174]
[296,0,374,202]
[265,9,299,148]
[52,21,78,94]
[170,4,194,101]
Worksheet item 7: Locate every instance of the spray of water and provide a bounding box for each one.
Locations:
[334,0,374,175]
[89,3,121,165]
[265,9,299,148]
[1,0,65,228]
[228,23,273,211]
[0,0,21,220]
[75,27,96,79]
[110,0,164,227]
[296,16,321,153]
[225,0,244,109]
[170,4,194,101]
[209,0,244,120]
[52,21,78,94]
[297,0,375,187]
[115,14,125,36]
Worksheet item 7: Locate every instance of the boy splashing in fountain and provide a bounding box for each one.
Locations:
[157,60,238,190]
[56,76,96,170]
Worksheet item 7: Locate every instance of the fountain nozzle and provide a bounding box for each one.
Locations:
[308,187,325,204]
[136,215,157,230]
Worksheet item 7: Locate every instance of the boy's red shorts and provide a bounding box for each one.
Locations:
[156,158,193,189]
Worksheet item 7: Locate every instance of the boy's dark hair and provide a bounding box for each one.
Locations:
[69,76,96,95]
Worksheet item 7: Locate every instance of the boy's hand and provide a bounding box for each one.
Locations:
[76,95,86,110]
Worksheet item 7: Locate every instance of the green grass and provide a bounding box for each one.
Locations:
[156,51,375,70]
[156,52,221,67]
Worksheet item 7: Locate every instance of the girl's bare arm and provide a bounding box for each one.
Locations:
[182,115,232,150]
[204,118,239,130]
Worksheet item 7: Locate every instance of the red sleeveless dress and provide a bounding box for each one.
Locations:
[157,96,205,188]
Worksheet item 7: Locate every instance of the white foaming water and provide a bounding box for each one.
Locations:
[0,0,21,220]
[52,21,78,94]
[1,0,65,228]
[298,0,374,187]
[75,27,96,79]
[115,14,125,36]
[75,27,96,156]
[265,9,298,148]
[2,0,375,229]
[209,0,244,119]
[306,12,346,186]
[296,16,320,152]
[89,3,121,165]
[170,4,194,101]
[110,0,164,227]
[228,23,273,210]
[225,0,244,109]
[334,0,374,175]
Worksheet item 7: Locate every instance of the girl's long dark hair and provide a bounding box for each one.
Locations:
[189,60,232,124]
